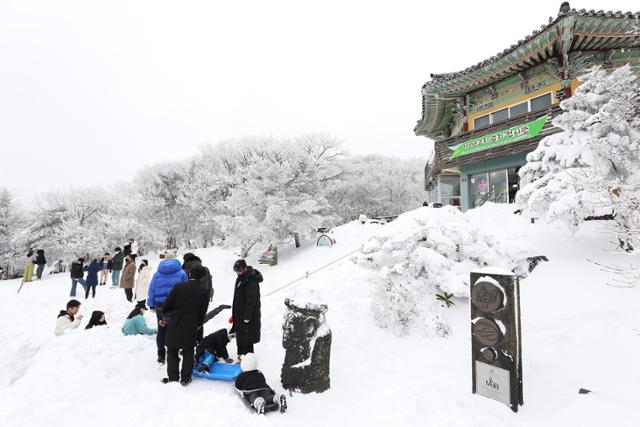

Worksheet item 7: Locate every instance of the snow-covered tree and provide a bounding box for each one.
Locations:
[327,155,426,221]
[213,133,344,256]
[0,188,26,277]
[518,65,640,250]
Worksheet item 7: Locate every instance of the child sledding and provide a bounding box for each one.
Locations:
[234,353,287,415]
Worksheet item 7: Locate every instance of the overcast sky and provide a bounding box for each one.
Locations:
[1,0,637,192]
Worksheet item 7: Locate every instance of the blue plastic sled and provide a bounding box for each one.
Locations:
[193,362,241,381]
[193,351,241,381]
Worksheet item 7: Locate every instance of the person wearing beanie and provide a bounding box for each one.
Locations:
[230,259,263,356]
[110,247,124,287]
[234,353,287,414]
[122,302,156,336]
[147,253,188,364]
[164,250,176,259]
[55,300,83,336]
[85,311,107,329]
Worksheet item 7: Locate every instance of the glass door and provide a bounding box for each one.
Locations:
[469,169,509,207]
[489,170,508,203]
[470,172,489,208]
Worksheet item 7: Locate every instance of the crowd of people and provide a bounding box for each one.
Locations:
[49,240,285,414]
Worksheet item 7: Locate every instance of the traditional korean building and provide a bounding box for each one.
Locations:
[415,2,640,211]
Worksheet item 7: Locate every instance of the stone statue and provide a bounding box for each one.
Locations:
[281,298,331,393]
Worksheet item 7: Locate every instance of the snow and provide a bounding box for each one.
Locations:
[1,204,640,426]
[475,268,515,276]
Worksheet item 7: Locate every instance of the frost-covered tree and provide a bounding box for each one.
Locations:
[214,133,344,256]
[0,188,26,277]
[518,65,640,250]
[24,187,151,263]
[327,155,425,221]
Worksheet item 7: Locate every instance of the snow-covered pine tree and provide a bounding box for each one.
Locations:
[517,65,640,250]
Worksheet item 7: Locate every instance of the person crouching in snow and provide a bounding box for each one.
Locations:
[122,302,156,336]
[55,299,83,336]
[235,353,287,414]
[196,329,234,372]
[85,311,107,329]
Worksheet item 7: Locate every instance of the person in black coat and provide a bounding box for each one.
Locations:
[235,353,286,414]
[195,328,233,364]
[34,249,47,280]
[230,259,262,356]
[182,252,214,343]
[161,265,210,385]
[182,253,214,302]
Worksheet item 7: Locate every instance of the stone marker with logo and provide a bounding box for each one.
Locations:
[470,268,523,412]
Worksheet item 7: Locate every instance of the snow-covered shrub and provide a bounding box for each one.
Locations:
[518,65,640,249]
[358,206,532,337]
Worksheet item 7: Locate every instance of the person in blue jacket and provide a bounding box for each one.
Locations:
[122,302,156,336]
[84,259,102,299]
[147,250,188,364]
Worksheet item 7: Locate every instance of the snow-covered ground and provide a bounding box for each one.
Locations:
[1,204,639,426]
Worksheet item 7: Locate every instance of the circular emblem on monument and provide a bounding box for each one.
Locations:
[471,280,504,313]
[480,347,498,363]
[472,318,503,346]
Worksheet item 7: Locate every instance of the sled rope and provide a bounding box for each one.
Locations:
[264,247,362,298]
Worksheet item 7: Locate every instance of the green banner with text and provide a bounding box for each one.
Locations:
[448,115,548,160]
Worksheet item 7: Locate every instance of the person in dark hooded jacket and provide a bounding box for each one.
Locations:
[84,259,101,299]
[110,247,124,287]
[69,258,87,297]
[230,259,262,356]
[34,249,47,280]
[85,310,107,329]
[195,328,234,368]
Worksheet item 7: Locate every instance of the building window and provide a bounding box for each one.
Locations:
[509,102,528,117]
[474,114,490,128]
[491,108,509,124]
[530,93,552,111]
[473,92,553,129]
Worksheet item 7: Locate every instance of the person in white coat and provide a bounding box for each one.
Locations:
[55,300,83,336]
[135,259,151,305]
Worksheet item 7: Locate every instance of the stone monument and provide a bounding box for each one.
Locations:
[281,298,331,393]
[470,269,523,412]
